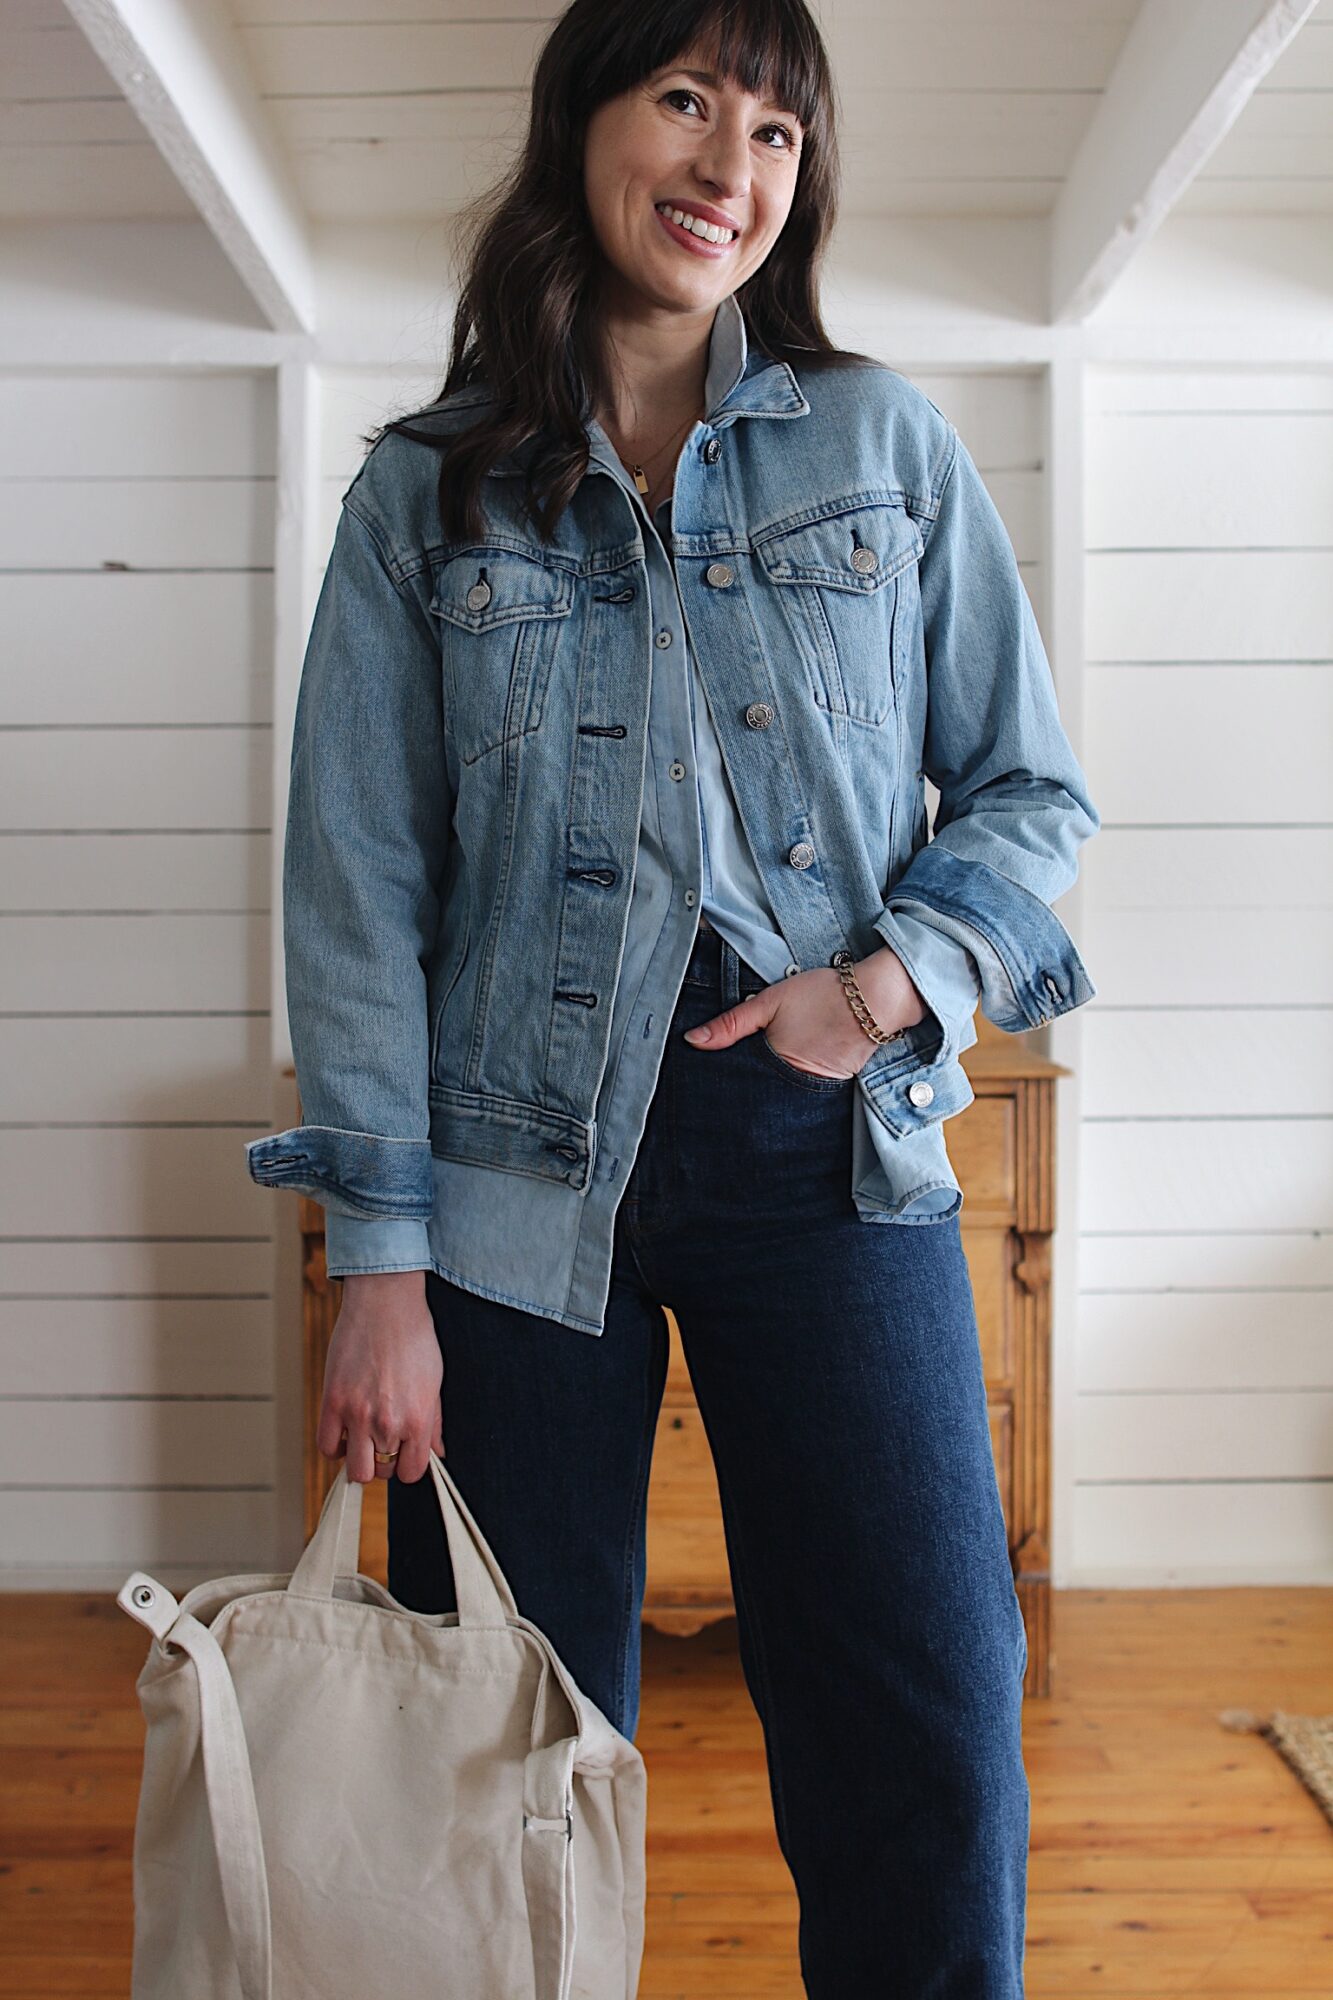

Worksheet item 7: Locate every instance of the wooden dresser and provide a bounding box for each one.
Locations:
[296,1017,1065,1698]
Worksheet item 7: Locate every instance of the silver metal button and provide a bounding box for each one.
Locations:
[684,889,697,907]
[466,580,492,611]
[908,1081,934,1107]
[783,963,799,978]
[669,760,686,781]
[705,561,735,588]
[1043,973,1061,1000]
[745,701,774,729]
[850,546,878,575]
[656,628,673,649]
[787,842,815,869]
[703,437,722,464]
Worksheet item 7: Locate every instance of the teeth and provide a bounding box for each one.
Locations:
[657,203,737,244]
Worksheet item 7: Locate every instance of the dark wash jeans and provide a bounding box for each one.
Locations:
[388,921,1031,1998]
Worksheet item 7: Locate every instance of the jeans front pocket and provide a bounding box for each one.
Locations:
[755,1030,859,1093]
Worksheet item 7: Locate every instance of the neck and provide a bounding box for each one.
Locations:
[594,277,716,439]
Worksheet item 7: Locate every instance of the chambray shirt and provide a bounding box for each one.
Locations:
[324,301,982,1310]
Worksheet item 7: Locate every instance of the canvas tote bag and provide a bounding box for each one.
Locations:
[116,1448,647,1999]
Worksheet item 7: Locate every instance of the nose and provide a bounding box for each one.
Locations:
[693,111,751,205]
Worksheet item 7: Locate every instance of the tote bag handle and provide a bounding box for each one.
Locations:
[287,1448,520,1624]
[119,1451,581,2000]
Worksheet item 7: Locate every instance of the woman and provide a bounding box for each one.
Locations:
[247,1,1100,1991]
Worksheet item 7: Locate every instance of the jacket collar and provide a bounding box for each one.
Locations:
[460,293,809,479]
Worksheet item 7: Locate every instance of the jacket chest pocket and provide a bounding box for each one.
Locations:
[756,501,925,727]
[429,548,575,765]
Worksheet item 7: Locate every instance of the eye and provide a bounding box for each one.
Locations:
[660,89,792,151]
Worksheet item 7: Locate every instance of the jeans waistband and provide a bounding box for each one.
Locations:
[683,916,769,1005]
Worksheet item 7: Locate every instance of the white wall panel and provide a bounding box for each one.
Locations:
[0,369,280,1585]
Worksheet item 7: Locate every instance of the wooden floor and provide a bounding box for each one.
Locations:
[0,1588,1328,1997]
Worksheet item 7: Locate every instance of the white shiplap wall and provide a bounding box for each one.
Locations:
[1076,366,1333,1583]
[0,372,283,1581]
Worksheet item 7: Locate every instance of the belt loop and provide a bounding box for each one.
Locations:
[719,935,742,1008]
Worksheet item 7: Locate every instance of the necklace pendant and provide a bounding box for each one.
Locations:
[632,464,650,497]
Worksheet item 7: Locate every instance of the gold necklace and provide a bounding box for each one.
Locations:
[612,406,701,499]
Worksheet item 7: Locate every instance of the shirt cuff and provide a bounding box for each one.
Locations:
[872,907,983,1061]
[323,1210,433,1277]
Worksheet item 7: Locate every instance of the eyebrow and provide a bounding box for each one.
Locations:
[658,65,801,118]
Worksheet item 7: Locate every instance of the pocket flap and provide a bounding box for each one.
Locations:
[757,501,924,593]
[430,548,574,632]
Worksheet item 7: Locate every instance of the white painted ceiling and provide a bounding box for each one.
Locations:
[5,0,1333,225]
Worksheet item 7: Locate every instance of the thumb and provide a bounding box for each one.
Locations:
[682,992,774,1050]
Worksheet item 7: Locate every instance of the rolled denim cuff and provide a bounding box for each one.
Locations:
[244,1123,435,1220]
[324,1211,432,1277]
[880,844,1096,1033]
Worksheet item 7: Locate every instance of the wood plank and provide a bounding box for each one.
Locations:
[0,573,273,725]
[1085,664,1333,822]
[1075,1390,1333,1481]
[1085,550,1333,661]
[0,1016,272,1121]
[0,1299,275,1394]
[1079,1121,1332,1234]
[0,1127,280,1236]
[1072,1485,1333,1583]
[0,1398,273,1487]
[0,914,268,1009]
[0,832,269,912]
[0,477,274,571]
[1081,1009,1333,1117]
[0,730,270,832]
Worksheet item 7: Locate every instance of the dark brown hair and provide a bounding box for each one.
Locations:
[364,0,877,546]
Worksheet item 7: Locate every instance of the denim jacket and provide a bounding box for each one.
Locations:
[245,297,1100,1334]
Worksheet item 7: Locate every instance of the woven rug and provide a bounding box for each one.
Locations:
[1220,1708,1333,1825]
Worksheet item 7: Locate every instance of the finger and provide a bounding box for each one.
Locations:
[682,996,770,1049]
[395,1435,432,1485]
[316,1412,348,1461]
[343,1428,376,1486]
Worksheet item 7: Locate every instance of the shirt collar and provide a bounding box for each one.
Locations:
[584,292,746,478]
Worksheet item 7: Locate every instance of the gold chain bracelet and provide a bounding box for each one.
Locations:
[830,949,906,1048]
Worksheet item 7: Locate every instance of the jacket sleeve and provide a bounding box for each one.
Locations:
[872,421,1100,1054]
[242,496,450,1250]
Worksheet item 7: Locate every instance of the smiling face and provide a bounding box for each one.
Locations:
[582,40,804,317]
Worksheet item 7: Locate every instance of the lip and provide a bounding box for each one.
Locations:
[656,197,742,235]
[654,201,742,257]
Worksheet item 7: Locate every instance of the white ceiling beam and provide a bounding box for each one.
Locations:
[62,0,315,333]
[1049,0,1320,324]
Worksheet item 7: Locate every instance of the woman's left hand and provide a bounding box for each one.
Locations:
[682,947,929,1081]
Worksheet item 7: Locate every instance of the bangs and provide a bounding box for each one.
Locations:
[579,0,827,132]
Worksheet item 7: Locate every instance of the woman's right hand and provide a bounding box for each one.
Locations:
[315,1271,444,1485]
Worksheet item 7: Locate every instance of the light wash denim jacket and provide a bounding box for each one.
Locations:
[246,293,1100,1335]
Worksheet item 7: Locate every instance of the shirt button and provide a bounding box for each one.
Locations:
[787,841,815,869]
[1042,973,1061,1000]
[466,580,492,611]
[850,546,879,576]
[744,701,774,729]
[908,1081,935,1107]
[783,963,799,978]
[703,437,723,464]
[655,628,673,648]
[705,561,735,588]
[684,889,697,907]
[669,759,686,781]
